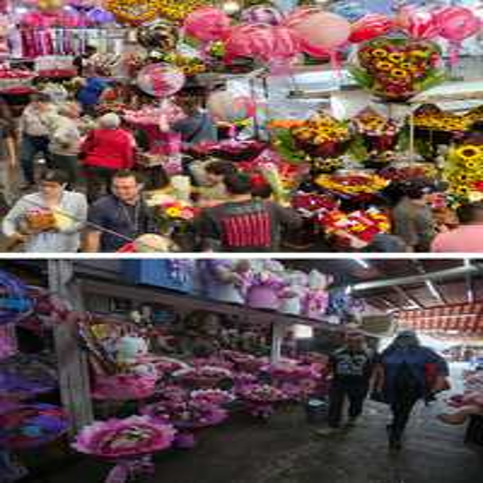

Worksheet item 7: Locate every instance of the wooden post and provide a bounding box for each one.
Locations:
[48,260,93,435]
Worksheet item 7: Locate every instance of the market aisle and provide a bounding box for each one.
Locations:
[33,400,482,483]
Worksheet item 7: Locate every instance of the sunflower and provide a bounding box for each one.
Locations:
[391,68,408,79]
[166,206,182,218]
[372,48,388,58]
[456,145,481,161]
[401,62,413,70]
[455,186,470,196]
[388,52,405,64]
[465,160,481,171]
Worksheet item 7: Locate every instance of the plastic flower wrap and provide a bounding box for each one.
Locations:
[291,192,338,218]
[291,112,351,159]
[443,142,483,204]
[172,366,233,389]
[237,383,287,404]
[319,208,391,247]
[73,416,176,458]
[0,354,57,399]
[315,172,389,199]
[349,35,446,102]
[219,350,265,374]
[0,404,68,450]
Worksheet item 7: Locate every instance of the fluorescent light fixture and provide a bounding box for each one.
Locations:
[293,324,314,339]
[426,280,443,301]
[345,285,353,295]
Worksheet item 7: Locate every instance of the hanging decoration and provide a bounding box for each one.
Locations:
[207,90,256,123]
[105,0,159,25]
[348,13,394,43]
[240,5,284,26]
[183,6,231,42]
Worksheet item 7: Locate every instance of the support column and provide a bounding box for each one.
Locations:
[270,319,286,364]
[48,260,93,435]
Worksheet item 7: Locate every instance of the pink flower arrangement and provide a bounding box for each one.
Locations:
[237,384,287,404]
[220,350,265,373]
[173,366,233,388]
[190,389,235,407]
[264,362,320,382]
[73,416,176,459]
[91,374,158,401]
[190,357,235,371]
[151,357,189,376]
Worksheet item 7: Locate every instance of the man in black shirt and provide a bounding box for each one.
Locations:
[197,172,302,252]
[84,170,157,252]
[317,331,375,436]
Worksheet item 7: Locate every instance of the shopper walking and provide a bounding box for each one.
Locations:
[49,102,83,189]
[81,113,136,202]
[391,181,437,252]
[196,172,302,251]
[431,201,483,252]
[2,169,88,252]
[0,106,17,206]
[316,331,375,436]
[373,330,449,450]
[84,170,157,252]
[18,93,58,189]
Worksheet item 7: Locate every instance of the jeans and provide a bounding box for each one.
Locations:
[327,379,369,428]
[50,153,78,188]
[19,134,51,184]
[84,165,116,202]
[388,387,421,442]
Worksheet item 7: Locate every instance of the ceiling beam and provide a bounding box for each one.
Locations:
[393,286,424,309]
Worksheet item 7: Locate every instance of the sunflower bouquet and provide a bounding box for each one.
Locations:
[443,143,483,204]
[349,35,446,102]
[291,113,351,159]
[413,104,476,133]
[161,52,207,76]
[315,173,389,199]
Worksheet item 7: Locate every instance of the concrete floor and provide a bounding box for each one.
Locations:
[24,400,482,483]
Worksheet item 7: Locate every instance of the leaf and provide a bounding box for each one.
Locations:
[348,66,374,88]
[348,135,369,162]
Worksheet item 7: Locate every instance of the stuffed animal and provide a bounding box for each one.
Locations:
[115,335,156,376]
[199,260,249,304]
[304,270,333,321]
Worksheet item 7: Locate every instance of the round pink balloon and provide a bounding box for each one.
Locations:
[183,7,231,42]
[207,91,256,122]
[349,13,394,43]
[224,24,276,63]
[435,6,481,42]
[137,64,185,98]
[287,11,351,50]
[270,27,300,60]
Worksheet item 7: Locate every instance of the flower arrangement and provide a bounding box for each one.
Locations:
[162,52,207,76]
[319,208,391,247]
[291,192,338,217]
[190,389,235,407]
[315,173,389,198]
[291,113,351,159]
[172,366,233,389]
[0,66,36,93]
[311,157,346,174]
[91,374,158,401]
[349,35,445,102]
[443,143,483,204]
[73,416,176,459]
[0,404,68,450]
[237,383,287,419]
[413,104,478,133]
[379,162,437,182]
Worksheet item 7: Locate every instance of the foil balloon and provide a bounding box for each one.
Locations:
[349,13,394,43]
[86,7,116,24]
[396,7,439,40]
[224,24,276,63]
[241,5,284,26]
[183,7,231,42]
[137,20,179,52]
[136,63,186,98]
[207,90,256,122]
[331,0,367,22]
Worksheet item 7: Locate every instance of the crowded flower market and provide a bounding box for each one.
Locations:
[0,0,481,252]
[0,258,482,482]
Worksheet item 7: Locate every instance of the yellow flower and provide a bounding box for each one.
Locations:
[391,68,408,79]
[372,48,388,58]
[456,145,482,162]
[376,61,393,71]
[388,53,405,64]
[465,160,480,171]
[166,206,182,218]
[401,62,413,70]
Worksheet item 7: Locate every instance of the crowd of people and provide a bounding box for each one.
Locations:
[318,330,450,451]
[0,88,482,253]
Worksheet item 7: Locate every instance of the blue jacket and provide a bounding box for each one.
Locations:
[379,346,449,403]
[77,78,109,107]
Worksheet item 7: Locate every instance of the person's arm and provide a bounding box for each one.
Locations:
[83,202,105,252]
[2,197,30,240]
[5,135,16,168]
[122,132,136,169]
[80,129,96,156]
[415,210,436,251]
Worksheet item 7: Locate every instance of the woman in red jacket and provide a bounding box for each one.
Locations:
[81,113,136,202]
